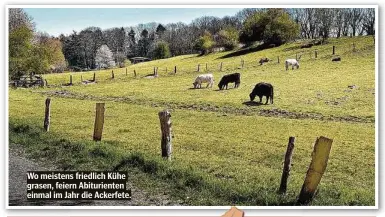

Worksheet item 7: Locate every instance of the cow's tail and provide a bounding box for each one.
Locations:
[271,86,274,104]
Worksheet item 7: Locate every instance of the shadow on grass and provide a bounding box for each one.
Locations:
[242,101,264,106]
[218,43,274,59]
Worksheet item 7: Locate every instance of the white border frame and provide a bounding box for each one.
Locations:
[4,4,379,211]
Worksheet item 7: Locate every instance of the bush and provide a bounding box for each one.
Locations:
[215,27,239,51]
[193,31,216,55]
[240,9,300,46]
[152,41,171,59]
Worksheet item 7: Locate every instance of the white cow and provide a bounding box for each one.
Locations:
[193,74,214,89]
[285,55,301,70]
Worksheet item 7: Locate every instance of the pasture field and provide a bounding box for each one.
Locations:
[9,36,375,206]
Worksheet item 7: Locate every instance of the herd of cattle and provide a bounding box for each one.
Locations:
[192,72,274,105]
[191,57,304,104]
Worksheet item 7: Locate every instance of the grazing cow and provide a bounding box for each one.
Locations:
[332,57,341,62]
[259,57,270,65]
[285,55,301,70]
[249,82,274,104]
[193,73,214,89]
[218,73,240,90]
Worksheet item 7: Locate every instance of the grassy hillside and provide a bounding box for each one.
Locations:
[9,36,375,206]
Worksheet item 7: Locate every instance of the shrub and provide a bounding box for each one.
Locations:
[152,41,171,59]
[240,9,300,46]
[193,31,216,55]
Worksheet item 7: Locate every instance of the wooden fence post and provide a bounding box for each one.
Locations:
[277,56,280,63]
[43,98,51,132]
[69,75,73,85]
[332,46,335,55]
[297,136,333,205]
[315,50,318,58]
[93,103,105,141]
[241,59,244,68]
[197,64,200,72]
[174,66,177,74]
[158,110,172,160]
[111,70,114,79]
[220,62,223,71]
[279,136,295,194]
[93,72,96,82]
[134,69,137,77]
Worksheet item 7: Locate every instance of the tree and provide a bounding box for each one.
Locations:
[315,8,334,41]
[152,41,171,59]
[9,8,34,33]
[240,9,299,46]
[347,8,364,36]
[215,27,239,50]
[9,25,34,79]
[34,32,66,73]
[193,31,215,55]
[137,29,151,56]
[95,45,115,69]
[155,24,166,38]
[362,8,375,35]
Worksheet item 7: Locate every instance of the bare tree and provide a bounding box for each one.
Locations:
[9,8,35,32]
[362,8,375,35]
[347,8,364,36]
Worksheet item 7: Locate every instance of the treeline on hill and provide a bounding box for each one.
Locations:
[9,8,375,78]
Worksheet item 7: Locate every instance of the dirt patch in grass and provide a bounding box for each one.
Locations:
[38,90,373,123]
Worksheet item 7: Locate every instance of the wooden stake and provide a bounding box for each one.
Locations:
[220,62,223,71]
[93,103,105,141]
[43,98,51,132]
[315,50,318,58]
[69,75,73,85]
[111,70,114,79]
[174,66,177,74]
[158,110,172,160]
[277,56,280,63]
[93,72,96,82]
[297,136,333,205]
[279,137,295,194]
[134,69,137,77]
[332,46,335,55]
[197,64,200,72]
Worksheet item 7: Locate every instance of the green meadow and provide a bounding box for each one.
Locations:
[9,36,375,206]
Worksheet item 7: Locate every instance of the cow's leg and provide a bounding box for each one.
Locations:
[265,96,269,104]
[259,96,262,103]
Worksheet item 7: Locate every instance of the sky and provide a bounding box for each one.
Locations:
[23,8,243,36]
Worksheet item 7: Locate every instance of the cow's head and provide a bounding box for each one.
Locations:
[249,93,256,101]
[193,82,198,88]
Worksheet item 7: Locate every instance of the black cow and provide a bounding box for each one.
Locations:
[218,73,241,90]
[249,82,274,104]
